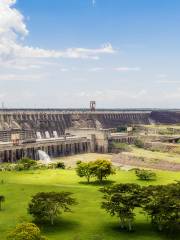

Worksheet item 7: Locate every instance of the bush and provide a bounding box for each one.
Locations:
[44,161,65,169]
[18,158,37,170]
[7,223,47,240]
[0,163,17,171]
[56,161,65,169]
[46,162,57,169]
[135,169,156,180]
[14,163,25,171]
[134,139,145,148]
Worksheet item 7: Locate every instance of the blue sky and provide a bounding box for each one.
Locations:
[0,0,180,108]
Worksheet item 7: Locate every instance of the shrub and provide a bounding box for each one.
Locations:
[7,223,47,240]
[46,162,57,169]
[134,138,145,148]
[14,163,25,171]
[135,169,156,180]
[18,158,37,170]
[56,161,65,169]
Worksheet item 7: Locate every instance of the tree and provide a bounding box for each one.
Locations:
[76,161,95,183]
[28,192,77,225]
[0,195,5,210]
[141,183,180,232]
[100,183,142,231]
[92,159,115,183]
[135,169,156,181]
[7,222,47,240]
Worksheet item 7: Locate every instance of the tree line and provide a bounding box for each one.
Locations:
[101,182,180,233]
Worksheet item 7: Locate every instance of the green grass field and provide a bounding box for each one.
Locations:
[0,168,179,240]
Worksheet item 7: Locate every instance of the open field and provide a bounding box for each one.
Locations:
[126,146,180,163]
[0,167,179,240]
[110,145,180,171]
[53,153,113,167]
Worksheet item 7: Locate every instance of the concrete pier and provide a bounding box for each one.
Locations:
[0,137,91,162]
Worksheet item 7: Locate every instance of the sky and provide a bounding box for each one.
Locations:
[0,0,180,109]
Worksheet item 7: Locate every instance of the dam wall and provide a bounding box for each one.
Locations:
[0,109,180,162]
[0,110,180,142]
[0,110,150,142]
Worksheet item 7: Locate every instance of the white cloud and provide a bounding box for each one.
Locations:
[88,67,104,72]
[115,67,141,72]
[0,0,115,61]
[157,74,168,78]
[158,80,180,84]
[76,89,147,101]
[0,73,43,81]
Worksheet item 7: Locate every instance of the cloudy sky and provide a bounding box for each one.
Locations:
[0,0,180,108]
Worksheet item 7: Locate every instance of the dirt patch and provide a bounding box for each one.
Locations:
[112,154,180,171]
[53,153,113,168]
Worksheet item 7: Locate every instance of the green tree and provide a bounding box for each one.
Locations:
[28,192,77,225]
[7,222,47,240]
[76,161,95,183]
[142,183,180,232]
[0,195,5,210]
[100,183,141,231]
[92,159,115,183]
[135,169,156,181]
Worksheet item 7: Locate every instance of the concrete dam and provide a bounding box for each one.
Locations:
[0,109,180,162]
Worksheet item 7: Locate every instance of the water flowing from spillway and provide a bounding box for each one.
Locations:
[38,150,51,164]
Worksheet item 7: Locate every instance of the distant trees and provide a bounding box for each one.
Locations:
[135,169,156,181]
[0,195,5,210]
[100,182,180,233]
[76,159,115,183]
[7,223,47,240]
[28,192,77,225]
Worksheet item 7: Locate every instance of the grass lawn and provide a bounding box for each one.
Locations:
[0,168,179,240]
